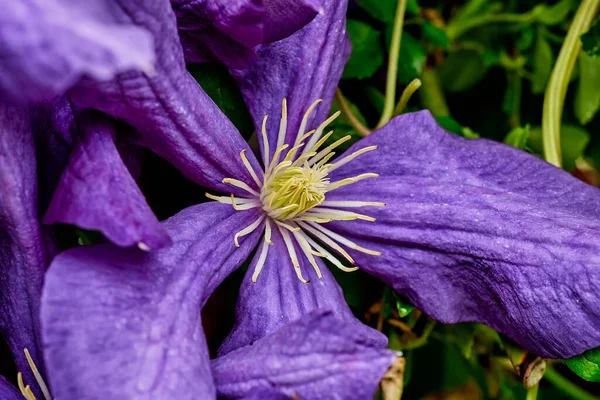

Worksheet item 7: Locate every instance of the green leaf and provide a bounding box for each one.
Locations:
[406,0,419,15]
[188,63,254,137]
[529,125,590,171]
[355,0,397,24]
[504,125,531,149]
[395,296,415,318]
[439,49,488,92]
[581,20,600,57]
[397,32,427,84]
[76,228,103,246]
[575,50,600,124]
[534,0,573,26]
[343,20,384,80]
[422,22,449,49]
[531,33,554,94]
[565,347,600,382]
[516,26,536,52]
[445,0,501,39]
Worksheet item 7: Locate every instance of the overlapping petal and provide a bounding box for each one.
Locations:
[172,0,321,67]
[69,0,260,196]
[0,0,154,103]
[0,377,21,400]
[30,97,75,211]
[220,227,386,355]
[231,0,350,159]
[0,105,50,392]
[43,111,170,249]
[213,310,396,400]
[41,202,262,399]
[325,111,600,358]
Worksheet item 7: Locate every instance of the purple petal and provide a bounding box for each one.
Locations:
[0,0,154,103]
[241,387,292,399]
[325,110,600,359]
[69,0,261,196]
[43,111,170,249]
[231,0,349,161]
[173,0,263,67]
[41,203,262,399]
[262,0,322,43]
[0,377,21,400]
[0,105,51,391]
[213,310,396,400]
[219,227,386,355]
[31,97,75,211]
[173,0,321,67]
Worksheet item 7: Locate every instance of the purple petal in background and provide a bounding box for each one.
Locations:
[0,377,21,400]
[219,227,386,355]
[0,105,50,392]
[41,203,261,399]
[43,111,170,249]
[262,0,322,42]
[30,97,75,212]
[173,0,321,68]
[70,0,261,196]
[326,110,600,359]
[213,310,396,400]
[231,0,349,160]
[173,0,263,67]
[0,0,154,103]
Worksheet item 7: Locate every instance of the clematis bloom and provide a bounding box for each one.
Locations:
[41,0,600,398]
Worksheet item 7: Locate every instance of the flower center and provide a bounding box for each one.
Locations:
[208,98,384,283]
[261,163,329,220]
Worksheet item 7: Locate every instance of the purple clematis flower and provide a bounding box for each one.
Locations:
[40,0,600,397]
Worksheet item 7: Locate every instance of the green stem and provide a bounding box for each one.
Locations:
[542,0,600,167]
[376,0,407,129]
[419,68,450,116]
[394,78,422,116]
[525,384,539,400]
[335,89,371,136]
[544,367,597,400]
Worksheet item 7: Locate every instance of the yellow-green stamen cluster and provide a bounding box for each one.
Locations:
[207,98,384,283]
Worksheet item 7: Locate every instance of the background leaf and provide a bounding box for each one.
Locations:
[531,33,554,94]
[396,33,427,84]
[343,20,384,80]
[504,125,531,149]
[565,347,600,382]
[439,50,488,92]
[422,22,449,49]
[581,19,600,57]
[355,0,397,23]
[189,64,253,137]
[575,51,600,125]
[534,0,573,26]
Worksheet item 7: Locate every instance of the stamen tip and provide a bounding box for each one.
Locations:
[138,242,151,251]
